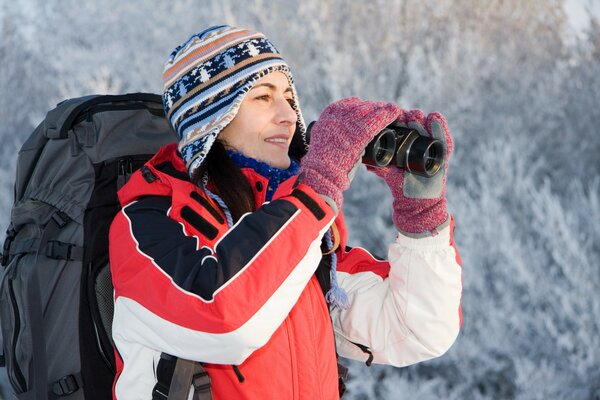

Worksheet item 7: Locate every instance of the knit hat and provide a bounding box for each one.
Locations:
[162,25,307,176]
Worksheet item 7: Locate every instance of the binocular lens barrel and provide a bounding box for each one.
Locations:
[403,134,444,177]
[363,128,396,167]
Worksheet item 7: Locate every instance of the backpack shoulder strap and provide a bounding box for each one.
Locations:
[152,354,212,400]
[170,358,211,400]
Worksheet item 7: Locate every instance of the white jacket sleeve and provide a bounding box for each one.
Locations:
[330,223,462,367]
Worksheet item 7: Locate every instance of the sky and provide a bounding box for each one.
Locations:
[564,0,600,35]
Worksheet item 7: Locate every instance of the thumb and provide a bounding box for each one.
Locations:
[425,112,453,160]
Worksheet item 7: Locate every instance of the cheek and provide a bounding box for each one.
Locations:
[226,128,264,157]
[221,119,254,151]
[220,107,278,158]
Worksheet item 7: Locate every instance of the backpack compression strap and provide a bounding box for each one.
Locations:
[30,209,74,400]
[152,354,212,400]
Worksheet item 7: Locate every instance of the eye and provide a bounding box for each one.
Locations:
[286,98,296,107]
[255,94,271,101]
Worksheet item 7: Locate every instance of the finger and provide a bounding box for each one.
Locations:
[394,108,416,126]
[393,107,408,124]
[322,97,363,117]
[405,109,426,124]
[390,105,416,125]
[382,102,403,125]
[425,112,453,157]
[359,102,402,135]
[404,109,428,137]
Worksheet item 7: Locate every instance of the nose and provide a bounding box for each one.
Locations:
[276,98,298,127]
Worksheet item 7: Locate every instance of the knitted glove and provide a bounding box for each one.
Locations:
[368,109,454,236]
[300,97,402,212]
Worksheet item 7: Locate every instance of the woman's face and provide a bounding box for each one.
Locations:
[219,71,298,169]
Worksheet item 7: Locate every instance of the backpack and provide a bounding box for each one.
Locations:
[0,93,178,400]
[0,92,350,400]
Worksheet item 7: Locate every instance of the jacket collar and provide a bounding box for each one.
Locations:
[117,144,300,207]
[227,150,299,202]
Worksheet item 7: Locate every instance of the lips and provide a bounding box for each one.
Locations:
[265,135,291,148]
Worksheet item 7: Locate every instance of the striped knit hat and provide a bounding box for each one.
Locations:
[162,25,307,176]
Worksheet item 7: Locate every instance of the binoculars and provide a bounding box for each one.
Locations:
[305,122,445,177]
[362,124,445,177]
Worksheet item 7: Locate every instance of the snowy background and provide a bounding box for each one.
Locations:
[1,0,600,399]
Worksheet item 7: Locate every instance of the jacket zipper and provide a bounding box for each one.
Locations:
[7,279,27,392]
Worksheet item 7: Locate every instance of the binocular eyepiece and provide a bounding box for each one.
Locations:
[305,122,445,177]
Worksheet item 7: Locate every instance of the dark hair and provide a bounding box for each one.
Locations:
[192,141,255,222]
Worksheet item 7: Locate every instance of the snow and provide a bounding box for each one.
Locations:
[1,0,599,399]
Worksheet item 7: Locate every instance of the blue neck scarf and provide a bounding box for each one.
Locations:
[227,151,299,201]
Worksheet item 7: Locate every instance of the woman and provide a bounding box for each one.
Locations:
[109,25,462,399]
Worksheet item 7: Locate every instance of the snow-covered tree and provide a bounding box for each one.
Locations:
[1,1,599,399]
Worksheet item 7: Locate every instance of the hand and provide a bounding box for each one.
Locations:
[299,97,402,212]
[368,109,454,236]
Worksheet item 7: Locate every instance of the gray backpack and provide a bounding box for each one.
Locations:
[0,93,177,400]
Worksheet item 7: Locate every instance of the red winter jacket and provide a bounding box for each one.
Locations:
[109,144,462,399]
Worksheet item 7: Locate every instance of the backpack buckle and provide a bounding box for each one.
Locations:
[51,374,80,396]
[192,369,211,393]
[46,241,71,260]
[51,211,70,228]
[1,226,17,266]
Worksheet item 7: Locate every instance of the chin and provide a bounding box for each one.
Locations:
[268,156,291,169]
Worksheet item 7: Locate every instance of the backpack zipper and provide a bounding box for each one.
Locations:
[116,156,154,189]
[92,320,115,374]
[7,279,27,392]
[117,158,132,189]
[86,261,116,374]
